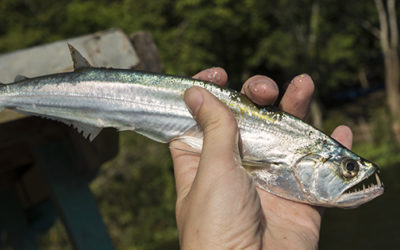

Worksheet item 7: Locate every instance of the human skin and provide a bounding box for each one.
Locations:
[170,68,353,250]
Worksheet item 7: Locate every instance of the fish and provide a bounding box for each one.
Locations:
[0,44,383,208]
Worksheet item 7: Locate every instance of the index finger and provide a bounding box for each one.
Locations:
[192,67,228,86]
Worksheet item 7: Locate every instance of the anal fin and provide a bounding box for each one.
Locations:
[15,109,103,141]
[45,117,103,141]
[68,120,103,141]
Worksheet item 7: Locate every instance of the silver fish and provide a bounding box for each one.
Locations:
[0,45,383,208]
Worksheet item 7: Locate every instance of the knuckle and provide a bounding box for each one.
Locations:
[203,111,237,135]
[203,116,222,133]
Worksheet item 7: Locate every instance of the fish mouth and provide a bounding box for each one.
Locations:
[344,171,383,194]
[336,171,384,208]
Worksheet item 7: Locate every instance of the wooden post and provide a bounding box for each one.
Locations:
[0,29,137,249]
[0,29,163,249]
[33,140,114,250]
[0,187,39,250]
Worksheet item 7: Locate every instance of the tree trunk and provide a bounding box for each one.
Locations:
[384,49,400,117]
[375,0,400,143]
[308,0,323,129]
[384,49,400,142]
[358,68,370,89]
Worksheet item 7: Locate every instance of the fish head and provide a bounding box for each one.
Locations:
[292,148,384,208]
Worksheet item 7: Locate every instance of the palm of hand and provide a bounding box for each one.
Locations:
[170,68,353,250]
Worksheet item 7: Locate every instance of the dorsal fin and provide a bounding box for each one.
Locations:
[67,43,91,70]
[14,74,29,82]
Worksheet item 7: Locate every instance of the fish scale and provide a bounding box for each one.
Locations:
[0,45,384,208]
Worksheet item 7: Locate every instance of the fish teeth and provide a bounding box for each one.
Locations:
[346,173,383,195]
[376,173,381,186]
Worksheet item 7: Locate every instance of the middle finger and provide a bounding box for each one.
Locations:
[240,75,279,106]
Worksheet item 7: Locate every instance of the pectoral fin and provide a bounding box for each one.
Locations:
[242,156,274,172]
[170,126,203,154]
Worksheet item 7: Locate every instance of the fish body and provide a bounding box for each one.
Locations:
[0,46,383,208]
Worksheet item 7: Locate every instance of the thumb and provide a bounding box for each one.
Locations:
[184,87,240,174]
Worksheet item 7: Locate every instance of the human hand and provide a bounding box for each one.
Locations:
[170,68,353,249]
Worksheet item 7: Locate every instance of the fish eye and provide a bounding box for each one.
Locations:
[341,159,359,178]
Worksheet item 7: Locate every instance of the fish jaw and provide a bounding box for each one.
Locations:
[290,148,384,208]
[234,107,385,207]
[334,169,384,208]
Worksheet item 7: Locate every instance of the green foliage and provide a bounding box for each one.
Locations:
[0,0,67,50]
[90,132,178,250]
[0,0,384,93]
[1,1,397,249]
[354,140,400,169]
[37,220,72,250]
[324,104,400,170]
[352,107,400,169]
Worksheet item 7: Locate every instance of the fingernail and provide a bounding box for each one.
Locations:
[184,87,203,117]
[207,67,221,81]
[292,73,311,84]
[249,79,276,94]
[253,81,267,93]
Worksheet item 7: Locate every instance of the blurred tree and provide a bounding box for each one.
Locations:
[0,0,383,99]
[374,0,400,143]
[308,0,323,128]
